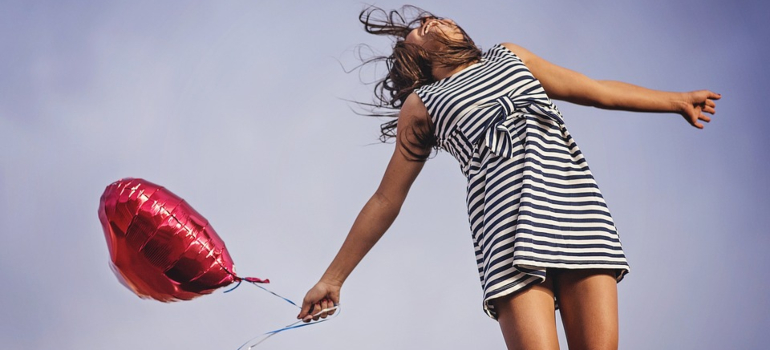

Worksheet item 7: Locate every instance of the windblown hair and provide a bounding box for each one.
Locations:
[357,5,482,161]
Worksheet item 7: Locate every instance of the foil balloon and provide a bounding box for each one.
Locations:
[98,178,267,302]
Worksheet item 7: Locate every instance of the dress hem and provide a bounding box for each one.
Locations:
[481,262,630,320]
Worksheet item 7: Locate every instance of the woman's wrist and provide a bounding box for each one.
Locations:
[320,271,346,287]
[669,92,689,114]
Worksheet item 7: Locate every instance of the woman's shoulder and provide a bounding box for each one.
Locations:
[484,43,519,58]
[496,43,534,64]
[474,43,524,66]
[402,93,429,117]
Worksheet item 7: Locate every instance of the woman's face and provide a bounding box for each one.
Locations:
[404,16,463,51]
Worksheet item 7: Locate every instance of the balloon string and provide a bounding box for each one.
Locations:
[223,280,243,293]
[224,279,300,309]
[225,279,340,349]
[245,281,300,308]
[236,305,340,350]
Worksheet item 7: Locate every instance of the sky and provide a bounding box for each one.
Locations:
[1,0,769,349]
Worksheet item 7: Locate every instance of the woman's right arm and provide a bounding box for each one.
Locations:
[501,42,720,129]
[297,93,432,321]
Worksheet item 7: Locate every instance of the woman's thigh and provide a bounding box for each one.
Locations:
[492,279,560,350]
[554,269,618,350]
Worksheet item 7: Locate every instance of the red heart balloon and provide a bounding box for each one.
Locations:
[98,178,267,302]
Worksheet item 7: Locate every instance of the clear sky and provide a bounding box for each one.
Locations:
[1,1,768,349]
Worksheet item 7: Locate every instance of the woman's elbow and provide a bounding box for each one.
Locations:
[371,191,403,218]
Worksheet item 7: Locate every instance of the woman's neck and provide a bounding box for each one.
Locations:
[432,62,475,81]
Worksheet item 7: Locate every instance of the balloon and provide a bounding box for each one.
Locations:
[98,178,267,302]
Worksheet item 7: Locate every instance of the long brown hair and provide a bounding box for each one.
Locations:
[357,5,482,161]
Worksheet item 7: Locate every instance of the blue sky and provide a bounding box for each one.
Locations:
[1,1,768,349]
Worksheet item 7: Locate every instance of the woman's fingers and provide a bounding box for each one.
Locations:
[699,90,721,101]
[298,301,312,321]
[686,108,704,129]
[683,90,720,129]
[298,286,325,321]
[327,299,337,316]
[320,299,331,318]
[313,299,335,320]
[299,294,319,321]
[306,298,339,322]
[312,302,322,321]
[297,281,341,322]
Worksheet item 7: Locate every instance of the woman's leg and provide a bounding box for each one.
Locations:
[492,278,560,350]
[554,269,619,350]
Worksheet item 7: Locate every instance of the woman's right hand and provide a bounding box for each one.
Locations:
[297,279,341,322]
[677,90,721,129]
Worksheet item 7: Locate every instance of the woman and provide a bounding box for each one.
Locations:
[298,6,719,350]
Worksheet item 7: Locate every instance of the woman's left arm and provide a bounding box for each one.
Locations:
[502,43,721,129]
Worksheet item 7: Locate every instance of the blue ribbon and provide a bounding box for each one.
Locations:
[236,305,340,350]
[225,279,340,349]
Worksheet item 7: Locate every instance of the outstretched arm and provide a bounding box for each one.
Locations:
[502,43,721,129]
[297,93,431,321]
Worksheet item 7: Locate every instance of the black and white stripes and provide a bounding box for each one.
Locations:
[415,44,629,319]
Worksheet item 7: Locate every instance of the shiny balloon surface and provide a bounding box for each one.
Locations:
[98,178,253,301]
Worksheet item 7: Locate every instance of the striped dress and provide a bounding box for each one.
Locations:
[414,44,630,319]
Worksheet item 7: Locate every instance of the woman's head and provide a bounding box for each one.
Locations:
[360,6,480,108]
[404,17,465,51]
[358,6,481,158]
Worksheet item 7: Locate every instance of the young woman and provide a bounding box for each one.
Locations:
[298,6,719,350]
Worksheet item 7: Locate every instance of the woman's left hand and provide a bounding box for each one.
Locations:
[297,279,340,322]
[678,90,721,129]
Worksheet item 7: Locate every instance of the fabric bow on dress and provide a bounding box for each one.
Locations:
[444,90,566,178]
[481,93,565,158]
